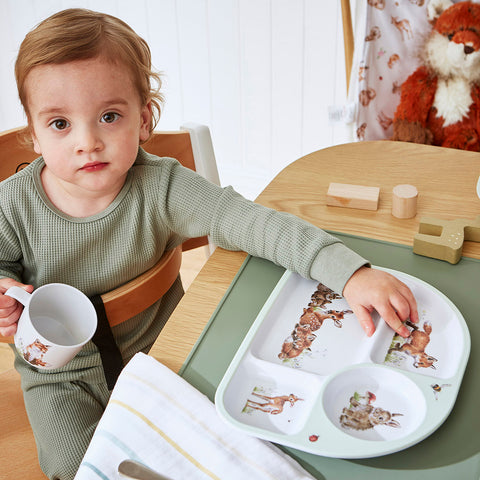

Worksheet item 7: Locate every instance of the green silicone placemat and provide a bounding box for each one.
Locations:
[179,233,480,479]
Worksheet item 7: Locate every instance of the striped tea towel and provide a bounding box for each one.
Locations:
[75,352,315,480]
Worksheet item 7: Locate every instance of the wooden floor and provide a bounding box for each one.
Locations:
[0,342,13,374]
[0,248,208,374]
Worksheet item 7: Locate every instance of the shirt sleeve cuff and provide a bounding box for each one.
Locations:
[309,242,370,294]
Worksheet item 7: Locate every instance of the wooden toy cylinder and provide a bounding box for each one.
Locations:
[392,184,418,219]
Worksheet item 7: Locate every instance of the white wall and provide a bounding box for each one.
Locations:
[0,0,351,199]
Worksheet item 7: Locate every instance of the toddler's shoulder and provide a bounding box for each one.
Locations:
[135,148,180,170]
[0,159,38,196]
[133,149,194,185]
[0,159,40,221]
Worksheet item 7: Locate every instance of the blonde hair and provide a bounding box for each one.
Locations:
[15,8,163,143]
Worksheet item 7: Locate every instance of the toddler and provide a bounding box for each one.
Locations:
[0,9,417,479]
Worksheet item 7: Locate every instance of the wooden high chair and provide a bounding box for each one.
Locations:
[0,123,220,479]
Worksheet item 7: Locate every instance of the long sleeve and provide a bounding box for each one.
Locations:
[155,154,368,293]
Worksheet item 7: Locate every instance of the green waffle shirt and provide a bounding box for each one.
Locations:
[0,148,367,369]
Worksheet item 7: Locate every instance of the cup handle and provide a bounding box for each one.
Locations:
[5,286,32,307]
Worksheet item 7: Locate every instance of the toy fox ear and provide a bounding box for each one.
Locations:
[427,0,454,22]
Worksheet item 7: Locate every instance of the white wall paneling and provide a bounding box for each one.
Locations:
[0,0,351,200]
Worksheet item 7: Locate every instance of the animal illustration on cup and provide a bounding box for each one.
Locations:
[388,321,437,369]
[244,391,303,415]
[339,391,403,431]
[21,338,51,367]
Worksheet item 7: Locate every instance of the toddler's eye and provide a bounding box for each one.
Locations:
[50,119,69,131]
[101,112,120,123]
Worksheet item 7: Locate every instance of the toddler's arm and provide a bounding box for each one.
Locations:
[342,266,418,338]
[0,278,33,337]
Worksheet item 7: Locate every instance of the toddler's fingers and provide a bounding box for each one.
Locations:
[396,282,419,323]
[389,291,414,323]
[0,323,17,338]
[0,302,22,327]
[0,303,22,337]
[0,292,18,311]
[406,292,419,324]
[378,303,410,337]
[0,282,33,323]
[352,304,375,337]
[0,304,19,323]
[0,280,33,295]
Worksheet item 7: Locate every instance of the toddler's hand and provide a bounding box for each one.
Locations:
[342,266,418,338]
[0,278,33,337]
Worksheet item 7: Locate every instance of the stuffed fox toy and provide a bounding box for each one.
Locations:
[392,0,480,151]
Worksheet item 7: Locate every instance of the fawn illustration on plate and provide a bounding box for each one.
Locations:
[278,283,353,364]
[243,386,303,416]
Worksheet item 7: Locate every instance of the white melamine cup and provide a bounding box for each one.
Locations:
[6,283,97,369]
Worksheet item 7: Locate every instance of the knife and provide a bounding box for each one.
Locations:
[118,459,174,480]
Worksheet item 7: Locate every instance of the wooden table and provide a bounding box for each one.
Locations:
[149,141,480,371]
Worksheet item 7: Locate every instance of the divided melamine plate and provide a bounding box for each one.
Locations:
[214,267,470,458]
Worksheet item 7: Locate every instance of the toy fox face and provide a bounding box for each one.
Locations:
[434,1,480,39]
[427,1,480,80]
[393,1,480,150]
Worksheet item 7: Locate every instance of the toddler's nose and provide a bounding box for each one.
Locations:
[75,126,103,153]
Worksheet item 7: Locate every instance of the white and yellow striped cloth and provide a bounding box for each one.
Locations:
[75,353,315,480]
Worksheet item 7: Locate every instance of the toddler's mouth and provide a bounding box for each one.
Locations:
[80,162,108,172]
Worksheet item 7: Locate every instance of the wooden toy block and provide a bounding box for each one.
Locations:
[413,215,480,264]
[392,184,418,219]
[326,183,380,211]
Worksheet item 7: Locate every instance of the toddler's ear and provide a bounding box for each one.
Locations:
[139,102,152,142]
[31,130,42,155]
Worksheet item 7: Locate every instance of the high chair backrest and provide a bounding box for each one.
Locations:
[0,123,220,343]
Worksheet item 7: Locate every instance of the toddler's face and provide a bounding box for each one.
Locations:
[24,56,151,203]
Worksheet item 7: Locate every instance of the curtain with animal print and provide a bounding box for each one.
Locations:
[349,0,430,141]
